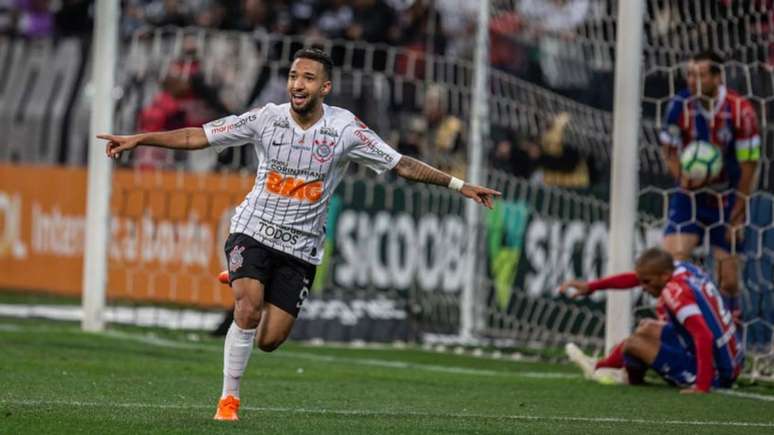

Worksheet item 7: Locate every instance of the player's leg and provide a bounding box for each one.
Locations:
[631,321,699,388]
[714,247,741,314]
[591,320,663,385]
[588,319,666,370]
[595,340,625,370]
[256,254,315,352]
[622,318,663,363]
[663,190,702,260]
[257,303,297,352]
[620,319,665,385]
[662,233,700,260]
[708,192,742,318]
[215,234,274,421]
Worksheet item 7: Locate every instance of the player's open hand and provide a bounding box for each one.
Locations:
[98,133,142,159]
[459,184,501,209]
[558,279,592,298]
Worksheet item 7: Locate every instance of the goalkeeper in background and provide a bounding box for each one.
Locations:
[659,50,760,319]
[559,248,743,394]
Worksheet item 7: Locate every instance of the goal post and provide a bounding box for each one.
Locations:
[605,0,645,352]
[461,0,490,342]
[82,0,119,332]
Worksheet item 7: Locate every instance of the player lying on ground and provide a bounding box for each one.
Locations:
[659,50,760,318]
[558,248,743,394]
[98,48,500,421]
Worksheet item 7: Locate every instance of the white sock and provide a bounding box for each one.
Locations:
[221,321,257,399]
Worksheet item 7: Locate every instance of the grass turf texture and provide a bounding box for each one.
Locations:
[1,317,773,434]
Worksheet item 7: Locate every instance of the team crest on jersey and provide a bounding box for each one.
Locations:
[313,138,336,162]
[273,118,290,129]
[319,127,339,138]
[228,246,245,272]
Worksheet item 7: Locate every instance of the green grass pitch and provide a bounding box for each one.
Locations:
[1,317,773,434]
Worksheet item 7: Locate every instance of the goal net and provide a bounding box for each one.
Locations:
[480,0,774,379]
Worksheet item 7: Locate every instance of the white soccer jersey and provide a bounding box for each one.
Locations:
[204,103,402,265]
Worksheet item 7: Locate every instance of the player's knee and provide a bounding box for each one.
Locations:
[634,319,659,338]
[622,336,641,356]
[257,337,285,353]
[233,300,263,328]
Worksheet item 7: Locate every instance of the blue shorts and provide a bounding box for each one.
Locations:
[652,322,736,388]
[664,191,736,252]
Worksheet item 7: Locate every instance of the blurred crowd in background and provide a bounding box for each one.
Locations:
[3,0,770,193]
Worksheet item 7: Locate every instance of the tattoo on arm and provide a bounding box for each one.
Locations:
[395,156,452,187]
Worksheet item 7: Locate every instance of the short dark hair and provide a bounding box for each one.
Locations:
[635,247,675,273]
[692,50,724,76]
[293,48,333,80]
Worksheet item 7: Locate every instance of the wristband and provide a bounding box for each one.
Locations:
[448,176,464,191]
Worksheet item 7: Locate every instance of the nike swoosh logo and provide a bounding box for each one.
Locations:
[272,141,285,146]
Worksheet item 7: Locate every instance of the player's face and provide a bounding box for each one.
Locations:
[287,58,331,115]
[686,60,721,98]
[635,266,671,297]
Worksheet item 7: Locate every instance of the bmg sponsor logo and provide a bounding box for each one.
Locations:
[265,171,323,202]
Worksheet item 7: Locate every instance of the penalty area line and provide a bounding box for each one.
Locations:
[2,399,774,428]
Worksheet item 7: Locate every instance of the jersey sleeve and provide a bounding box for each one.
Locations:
[659,95,686,148]
[734,98,761,162]
[203,107,266,153]
[683,314,715,392]
[661,280,701,324]
[345,123,402,174]
[587,272,640,292]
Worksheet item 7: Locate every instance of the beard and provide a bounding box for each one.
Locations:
[290,94,319,115]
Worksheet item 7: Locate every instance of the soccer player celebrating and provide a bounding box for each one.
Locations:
[98,48,500,421]
[559,248,743,394]
[659,50,760,318]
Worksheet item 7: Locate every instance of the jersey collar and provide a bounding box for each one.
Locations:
[287,104,327,133]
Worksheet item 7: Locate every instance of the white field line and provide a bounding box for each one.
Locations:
[1,398,773,428]
[717,390,774,402]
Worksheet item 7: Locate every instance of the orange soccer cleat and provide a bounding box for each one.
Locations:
[217,270,229,284]
[213,395,240,421]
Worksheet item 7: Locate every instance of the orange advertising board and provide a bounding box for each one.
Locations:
[0,164,252,307]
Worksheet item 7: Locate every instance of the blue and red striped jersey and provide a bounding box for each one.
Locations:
[659,261,743,378]
[659,85,760,189]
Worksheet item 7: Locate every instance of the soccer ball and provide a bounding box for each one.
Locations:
[680,140,723,183]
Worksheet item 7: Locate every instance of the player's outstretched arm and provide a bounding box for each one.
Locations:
[558,272,640,298]
[393,156,501,209]
[99,127,209,159]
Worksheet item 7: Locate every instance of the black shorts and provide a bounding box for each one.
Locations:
[224,233,316,317]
